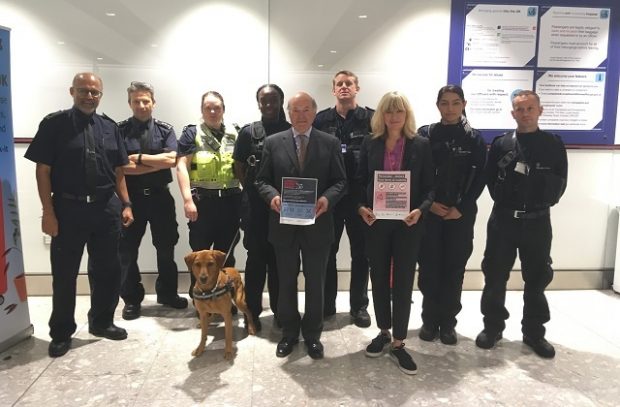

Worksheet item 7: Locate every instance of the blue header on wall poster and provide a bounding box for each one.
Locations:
[448,0,619,145]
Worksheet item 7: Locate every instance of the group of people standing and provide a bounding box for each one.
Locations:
[26,70,567,377]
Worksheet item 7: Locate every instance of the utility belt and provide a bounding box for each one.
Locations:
[495,206,549,220]
[192,187,241,200]
[128,185,168,196]
[57,190,114,204]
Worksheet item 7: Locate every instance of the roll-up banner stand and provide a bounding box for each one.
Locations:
[0,26,33,352]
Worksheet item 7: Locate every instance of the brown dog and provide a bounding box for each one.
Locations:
[185,249,256,359]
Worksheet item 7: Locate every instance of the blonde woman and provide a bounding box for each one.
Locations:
[355,91,434,375]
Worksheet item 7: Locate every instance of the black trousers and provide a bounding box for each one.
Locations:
[274,239,330,342]
[366,219,423,340]
[50,194,121,341]
[187,192,241,297]
[418,209,476,330]
[325,194,369,314]
[242,191,278,318]
[480,208,554,339]
[119,187,179,305]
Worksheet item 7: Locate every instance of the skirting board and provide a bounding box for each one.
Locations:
[23,269,614,296]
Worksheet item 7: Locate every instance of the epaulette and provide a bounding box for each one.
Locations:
[417,124,431,138]
[43,110,67,121]
[117,118,131,127]
[183,124,196,132]
[355,106,374,119]
[101,113,117,125]
[492,132,510,146]
[236,123,251,134]
[154,119,173,130]
[316,107,333,116]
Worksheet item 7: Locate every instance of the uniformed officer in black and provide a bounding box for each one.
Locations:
[117,81,187,320]
[25,72,133,358]
[476,90,568,359]
[313,70,373,327]
[233,84,291,330]
[417,85,487,345]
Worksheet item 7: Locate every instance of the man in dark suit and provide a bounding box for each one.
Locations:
[255,92,346,359]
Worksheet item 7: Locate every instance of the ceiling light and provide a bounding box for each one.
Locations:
[105,12,116,17]
[330,50,337,54]
[57,41,65,45]
[358,15,368,19]
[151,43,158,48]
[96,57,103,60]
[317,64,324,68]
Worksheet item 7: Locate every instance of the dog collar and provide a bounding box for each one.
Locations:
[193,280,234,300]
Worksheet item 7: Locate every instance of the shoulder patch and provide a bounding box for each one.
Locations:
[117,118,131,127]
[183,124,196,132]
[154,119,173,130]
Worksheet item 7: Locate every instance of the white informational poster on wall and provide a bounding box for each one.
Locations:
[0,26,33,352]
[462,69,534,129]
[537,71,606,130]
[538,7,610,69]
[463,4,538,67]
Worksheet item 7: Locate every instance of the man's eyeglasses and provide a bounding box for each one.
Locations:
[75,88,103,98]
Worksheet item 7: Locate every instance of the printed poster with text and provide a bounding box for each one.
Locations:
[0,26,32,352]
[456,3,614,143]
[280,177,317,225]
[373,171,410,220]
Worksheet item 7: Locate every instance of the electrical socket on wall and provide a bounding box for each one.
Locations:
[43,234,51,245]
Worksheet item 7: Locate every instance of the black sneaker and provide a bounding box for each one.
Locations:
[439,327,457,345]
[418,324,438,342]
[475,330,502,349]
[350,309,371,328]
[365,332,391,357]
[523,336,556,359]
[389,343,418,375]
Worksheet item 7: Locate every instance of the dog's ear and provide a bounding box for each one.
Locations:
[184,252,197,269]
[213,250,227,269]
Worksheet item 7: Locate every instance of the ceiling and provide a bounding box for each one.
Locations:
[1,0,410,70]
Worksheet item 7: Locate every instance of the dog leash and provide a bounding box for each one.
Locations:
[222,227,240,266]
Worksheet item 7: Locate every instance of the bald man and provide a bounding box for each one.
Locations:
[255,92,346,359]
[26,72,133,358]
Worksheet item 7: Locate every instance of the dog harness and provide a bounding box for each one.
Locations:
[192,275,235,300]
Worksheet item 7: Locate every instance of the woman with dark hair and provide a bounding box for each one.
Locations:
[176,91,243,298]
[233,84,291,330]
[356,91,434,375]
[416,85,487,345]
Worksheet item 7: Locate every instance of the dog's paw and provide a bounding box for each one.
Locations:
[247,325,257,335]
[192,347,204,357]
[223,351,234,360]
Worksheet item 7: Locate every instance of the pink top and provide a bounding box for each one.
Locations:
[383,137,405,171]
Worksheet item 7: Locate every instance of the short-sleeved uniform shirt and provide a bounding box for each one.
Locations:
[25,107,128,196]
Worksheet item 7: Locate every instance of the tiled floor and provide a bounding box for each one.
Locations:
[1,290,620,406]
